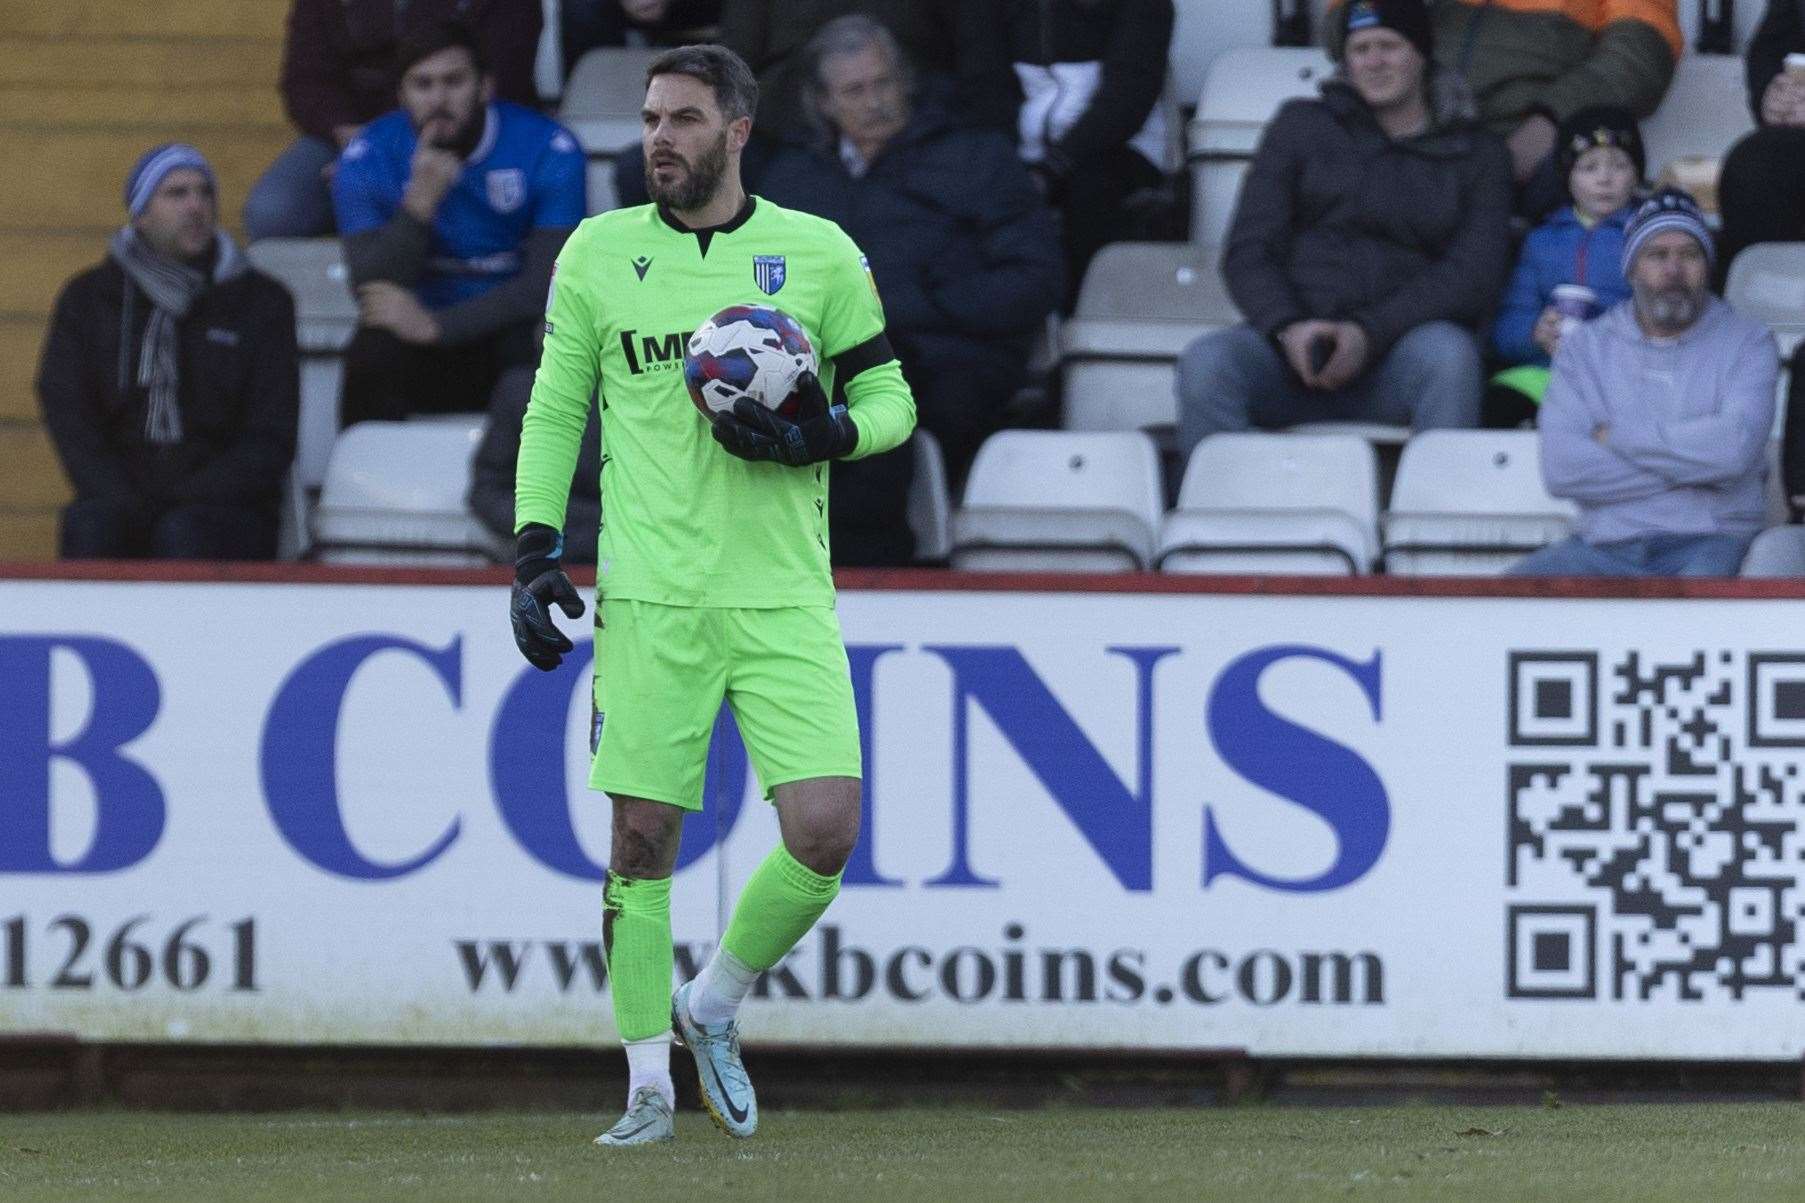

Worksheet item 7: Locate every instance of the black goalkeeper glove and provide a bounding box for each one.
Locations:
[710,371,859,467]
[510,523,585,671]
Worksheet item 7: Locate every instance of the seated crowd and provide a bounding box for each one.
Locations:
[34,0,1805,578]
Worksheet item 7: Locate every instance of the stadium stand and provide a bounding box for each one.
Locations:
[310,416,507,565]
[1381,430,1574,576]
[950,430,1163,572]
[907,428,952,564]
[1061,241,1238,438]
[0,0,290,560]
[244,238,359,493]
[1185,45,1333,249]
[560,45,663,214]
[1157,432,1378,575]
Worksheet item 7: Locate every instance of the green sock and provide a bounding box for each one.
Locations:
[721,845,842,972]
[602,871,673,1042]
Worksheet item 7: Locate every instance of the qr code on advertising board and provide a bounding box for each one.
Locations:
[1505,651,1805,1002]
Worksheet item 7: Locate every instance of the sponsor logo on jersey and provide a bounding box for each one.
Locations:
[753,254,786,295]
[619,328,690,374]
[486,168,526,213]
[632,255,652,281]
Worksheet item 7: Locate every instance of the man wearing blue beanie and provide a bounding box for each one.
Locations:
[1515,189,1778,577]
[35,143,299,560]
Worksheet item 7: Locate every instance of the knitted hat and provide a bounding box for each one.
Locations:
[1621,188,1716,275]
[124,143,216,218]
[1338,0,1434,61]
[1557,106,1646,182]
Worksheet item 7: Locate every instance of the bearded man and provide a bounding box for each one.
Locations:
[1514,189,1778,578]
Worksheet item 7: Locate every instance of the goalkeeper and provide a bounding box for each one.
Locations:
[509,44,915,1147]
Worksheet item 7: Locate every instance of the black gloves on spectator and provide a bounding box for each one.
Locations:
[510,522,584,671]
[710,372,859,467]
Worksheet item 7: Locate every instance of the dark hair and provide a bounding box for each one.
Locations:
[397,21,488,79]
[645,43,759,123]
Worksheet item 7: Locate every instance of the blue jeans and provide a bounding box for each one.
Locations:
[1510,533,1757,577]
[1175,321,1484,459]
[242,137,339,240]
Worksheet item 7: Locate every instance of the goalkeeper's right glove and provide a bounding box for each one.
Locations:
[510,522,585,671]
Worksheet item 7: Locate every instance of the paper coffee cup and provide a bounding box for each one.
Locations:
[1551,284,1600,339]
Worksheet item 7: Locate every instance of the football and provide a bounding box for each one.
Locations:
[683,303,818,421]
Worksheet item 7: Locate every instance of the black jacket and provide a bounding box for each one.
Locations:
[757,104,1064,376]
[468,371,599,562]
[1223,78,1513,357]
[37,259,299,509]
[1004,0,1175,172]
[1747,0,1805,123]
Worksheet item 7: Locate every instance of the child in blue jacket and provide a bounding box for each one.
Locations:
[1486,107,1644,425]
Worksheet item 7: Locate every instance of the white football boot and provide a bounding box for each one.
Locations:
[672,979,758,1137]
[593,1085,675,1147]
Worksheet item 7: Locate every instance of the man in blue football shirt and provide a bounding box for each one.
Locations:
[332,22,586,427]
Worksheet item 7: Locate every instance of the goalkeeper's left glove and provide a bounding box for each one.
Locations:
[710,371,858,467]
[510,523,585,672]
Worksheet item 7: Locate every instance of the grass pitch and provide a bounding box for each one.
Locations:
[0,1103,1802,1201]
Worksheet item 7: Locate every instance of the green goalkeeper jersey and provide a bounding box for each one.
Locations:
[515,196,917,608]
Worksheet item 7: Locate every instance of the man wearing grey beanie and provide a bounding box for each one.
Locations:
[36,143,299,560]
[1513,189,1778,577]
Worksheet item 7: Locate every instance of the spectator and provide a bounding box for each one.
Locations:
[611,1,1017,210]
[758,12,1063,564]
[1176,0,1511,459]
[332,23,584,428]
[1514,190,1776,577]
[1326,0,1682,220]
[244,0,544,241]
[721,0,1015,141]
[562,0,723,72]
[1005,0,1176,306]
[1718,0,1805,277]
[469,369,601,562]
[1486,107,1644,426]
[37,145,299,560]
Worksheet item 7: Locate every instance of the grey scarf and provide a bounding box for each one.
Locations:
[107,227,246,445]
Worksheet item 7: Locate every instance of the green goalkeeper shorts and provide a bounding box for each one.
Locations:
[589,598,862,810]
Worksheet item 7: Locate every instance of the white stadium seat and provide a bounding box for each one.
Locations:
[1383,430,1574,576]
[245,238,359,494]
[1158,433,1378,575]
[1061,242,1238,435]
[1741,525,1805,576]
[1639,53,1753,203]
[311,418,506,565]
[1726,243,1805,360]
[907,428,952,563]
[1187,46,1332,249]
[561,47,662,214]
[951,430,1163,572]
[561,47,660,153]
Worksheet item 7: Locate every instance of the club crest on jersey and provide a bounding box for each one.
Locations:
[753,254,787,295]
[486,168,526,213]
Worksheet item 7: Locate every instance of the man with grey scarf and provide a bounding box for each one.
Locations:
[37,143,299,560]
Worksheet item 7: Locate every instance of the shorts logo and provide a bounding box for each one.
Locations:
[753,254,786,295]
[486,168,526,213]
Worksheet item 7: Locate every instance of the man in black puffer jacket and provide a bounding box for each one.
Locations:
[38,144,299,560]
[1175,0,1511,459]
[759,14,1063,562]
